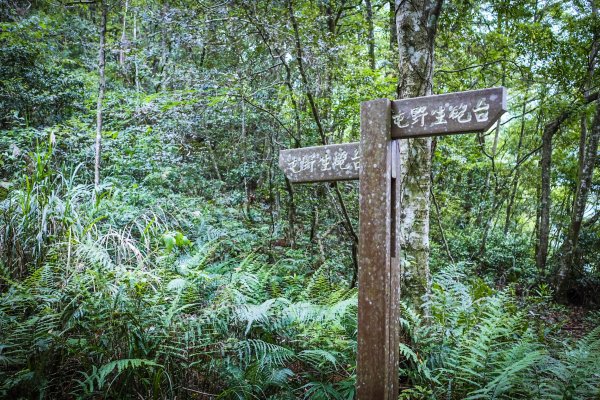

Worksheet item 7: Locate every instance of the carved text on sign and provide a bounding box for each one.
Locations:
[394,100,490,128]
[279,142,360,183]
[391,87,506,138]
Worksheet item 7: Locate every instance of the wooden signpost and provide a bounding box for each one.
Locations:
[279,87,507,399]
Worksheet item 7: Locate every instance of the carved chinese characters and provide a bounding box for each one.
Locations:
[279,142,360,183]
[391,87,506,138]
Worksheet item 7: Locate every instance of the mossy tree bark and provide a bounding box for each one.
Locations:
[394,0,443,310]
[94,0,107,190]
[557,100,600,302]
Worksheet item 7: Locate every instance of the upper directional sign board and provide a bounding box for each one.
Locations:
[391,87,507,138]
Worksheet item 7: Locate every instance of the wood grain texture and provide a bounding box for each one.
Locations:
[279,142,360,183]
[357,98,397,399]
[391,86,507,138]
[389,139,401,396]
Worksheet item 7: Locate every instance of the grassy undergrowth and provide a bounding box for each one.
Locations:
[1,141,599,399]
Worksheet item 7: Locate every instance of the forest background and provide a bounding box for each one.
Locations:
[0,0,599,398]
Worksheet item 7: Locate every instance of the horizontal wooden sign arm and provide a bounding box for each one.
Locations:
[391,86,507,138]
[279,142,360,183]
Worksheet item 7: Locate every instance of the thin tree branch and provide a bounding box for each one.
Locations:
[430,180,454,264]
[63,0,97,5]
[288,0,327,145]
[229,93,298,143]
[332,183,359,244]
[584,210,600,227]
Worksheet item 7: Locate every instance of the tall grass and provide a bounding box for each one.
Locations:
[1,144,598,399]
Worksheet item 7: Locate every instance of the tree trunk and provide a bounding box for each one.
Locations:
[556,100,600,301]
[364,0,375,70]
[94,0,107,190]
[504,93,528,233]
[477,118,501,256]
[156,1,169,91]
[536,119,556,275]
[389,0,397,52]
[284,177,297,248]
[133,11,140,98]
[535,91,599,274]
[119,0,128,67]
[394,0,443,309]
[241,99,251,219]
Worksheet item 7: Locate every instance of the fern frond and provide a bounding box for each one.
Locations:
[89,358,162,390]
[236,339,294,371]
[298,349,339,370]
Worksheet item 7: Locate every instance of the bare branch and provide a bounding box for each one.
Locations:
[63,0,97,6]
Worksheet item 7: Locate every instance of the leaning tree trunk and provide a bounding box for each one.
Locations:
[557,100,600,301]
[395,0,443,309]
[536,91,599,275]
[536,119,555,276]
[94,0,107,190]
[364,0,376,70]
[389,0,397,52]
[119,0,130,72]
[556,1,599,301]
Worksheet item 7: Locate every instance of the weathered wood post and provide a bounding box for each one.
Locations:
[357,99,401,398]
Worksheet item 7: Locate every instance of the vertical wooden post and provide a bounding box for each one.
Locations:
[390,139,402,386]
[357,99,399,399]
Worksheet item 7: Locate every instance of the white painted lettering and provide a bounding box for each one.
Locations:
[431,105,447,126]
[332,149,349,170]
[473,98,490,122]
[411,106,428,127]
[449,103,472,123]
[392,111,409,128]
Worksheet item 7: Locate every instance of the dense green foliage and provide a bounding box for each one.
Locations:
[1,0,599,398]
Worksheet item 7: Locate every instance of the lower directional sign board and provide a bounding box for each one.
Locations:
[279,142,360,183]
